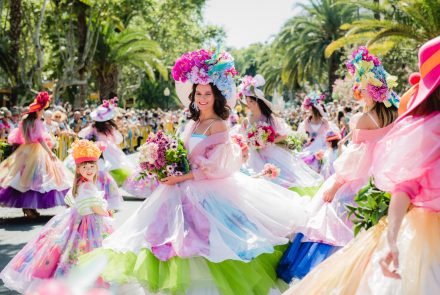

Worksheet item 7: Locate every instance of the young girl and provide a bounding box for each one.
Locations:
[79,49,308,294]
[320,131,342,179]
[0,139,113,294]
[282,35,440,295]
[277,46,399,283]
[0,92,71,218]
[237,75,323,192]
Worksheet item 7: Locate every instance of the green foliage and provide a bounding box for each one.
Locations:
[346,178,391,236]
[0,141,13,160]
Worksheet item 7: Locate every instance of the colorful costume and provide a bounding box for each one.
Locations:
[0,140,113,293]
[0,93,71,209]
[277,46,399,283]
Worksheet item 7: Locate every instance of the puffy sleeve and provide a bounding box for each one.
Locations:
[78,126,94,139]
[111,129,123,144]
[7,124,24,144]
[191,140,242,181]
[272,116,292,136]
[74,182,107,216]
[333,140,373,184]
[373,114,440,206]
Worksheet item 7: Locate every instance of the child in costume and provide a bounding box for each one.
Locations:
[320,131,342,179]
[282,35,440,295]
[277,46,399,283]
[237,75,323,193]
[0,92,71,218]
[0,139,113,294]
[79,49,309,295]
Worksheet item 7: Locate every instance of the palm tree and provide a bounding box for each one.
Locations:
[276,0,358,94]
[94,24,167,100]
[325,0,440,57]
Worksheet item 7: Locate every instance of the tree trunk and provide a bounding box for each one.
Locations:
[328,53,339,98]
[373,0,380,20]
[99,65,119,101]
[74,0,88,108]
[8,0,22,106]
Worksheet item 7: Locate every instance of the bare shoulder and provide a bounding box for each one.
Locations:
[355,113,376,130]
[209,120,228,135]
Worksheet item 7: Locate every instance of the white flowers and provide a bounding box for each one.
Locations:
[139,142,159,165]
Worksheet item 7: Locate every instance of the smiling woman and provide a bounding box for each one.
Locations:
[189,83,230,121]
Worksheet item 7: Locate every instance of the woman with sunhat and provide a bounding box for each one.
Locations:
[237,74,324,193]
[276,46,399,283]
[281,35,440,295]
[79,48,309,294]
[0,92,72,218]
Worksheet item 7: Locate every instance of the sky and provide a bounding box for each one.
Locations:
[203,0,304,49]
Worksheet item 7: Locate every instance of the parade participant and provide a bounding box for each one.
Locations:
[79,48,308,294]
[277,46,399,283]
[237,75,323,192]
[320,131,342,179]
[0,92,71,218]
[0,139,113,293]
[282,35,440,295]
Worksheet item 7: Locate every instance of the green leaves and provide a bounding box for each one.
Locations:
[346,177,391,236]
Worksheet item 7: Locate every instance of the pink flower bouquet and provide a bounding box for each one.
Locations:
[231,134,249,152]
[260,163,281,179]
[247,122,276,150]
[138,131,190,180]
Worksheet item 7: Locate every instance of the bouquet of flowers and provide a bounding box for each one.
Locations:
[247,122,275,150]
[260,163,281,179]
[315,150,325,165]
[138,131,190,180]
[284,131,308,152]
[231,134,248,152]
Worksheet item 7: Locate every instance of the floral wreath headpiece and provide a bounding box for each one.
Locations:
[302,91,325,111]
[346,46,399,108]
[90,97,118,122]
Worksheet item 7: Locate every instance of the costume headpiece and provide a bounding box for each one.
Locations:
[71,139,102,164]
[326,130,341,142]
[90,97,118,122]
[302,91,326,117]
[346,46,399,108]
[172,48,238,107]
[237,74,273,110]
[27,92,51,113]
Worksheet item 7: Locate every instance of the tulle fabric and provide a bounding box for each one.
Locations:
[0,207,113,293]
[373,113,440,207]
[284,208,440,295]
[320,148,339,180]
[100,173,308,263]
[8,120,46,144]
[0,143,72,208]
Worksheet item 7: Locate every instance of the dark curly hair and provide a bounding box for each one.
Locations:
[93,119,118,136]
[188,83,230,121]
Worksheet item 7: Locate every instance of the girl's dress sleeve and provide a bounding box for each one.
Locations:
[74,182,107,216]
[333,140,372,184]
[192,140,242,181]
[273,116,292,136]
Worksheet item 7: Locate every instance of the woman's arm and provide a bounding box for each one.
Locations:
[92,206,110,217]
[38,138,57,161]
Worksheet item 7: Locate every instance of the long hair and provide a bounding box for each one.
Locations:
[408,86,440,117]
[371,102,398,127]
[72,161,98,197]
[22,112,38,143]
[93,119,118,136]
[248,96,273,124]
[188,83,230,121]
[309,105,326,121]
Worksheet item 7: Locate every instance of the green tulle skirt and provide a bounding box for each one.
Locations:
[79,245,288,295]
[289,185,320,197]
[109,168,131,186]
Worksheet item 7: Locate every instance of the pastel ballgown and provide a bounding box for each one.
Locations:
[79,120,309,295]
[0,181,113,293]
[241,115,323,193]
[283,112,440,295]
[0,120,72,208]
[277,113,394,282]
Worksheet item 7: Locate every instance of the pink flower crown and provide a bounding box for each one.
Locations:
[102,97,118,109]
[237,75,265,99]
[172,48,238,99]
[302,92,325,111]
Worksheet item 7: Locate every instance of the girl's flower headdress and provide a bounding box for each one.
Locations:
[172,48,238,107]
[71,139,102,164]
[302,91,325,111]
[237,74,274,111]
[346,46,399,108]
[90,97,118,122]
[27,91,51,113]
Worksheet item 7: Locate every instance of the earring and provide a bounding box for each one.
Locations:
[191,101,199,112]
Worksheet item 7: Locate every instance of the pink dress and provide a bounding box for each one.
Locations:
[283,112,440,295]
[299,122,394,246]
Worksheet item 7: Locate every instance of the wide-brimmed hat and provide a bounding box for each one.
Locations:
[326,130,341,142]
[27,92,51,113]
[302,91,326,117]
[237,74,274,111]
[397,36,440,121]
[172,48,238,108]
[90,97,118,122]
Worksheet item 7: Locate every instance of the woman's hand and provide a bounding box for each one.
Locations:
[379,243,401,279]
[160,175,185,185]
[49,151,57,161]
[323,185,339,202]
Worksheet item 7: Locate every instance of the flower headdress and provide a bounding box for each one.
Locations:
[90,97,118,122]
[71,139,103,164]
[237,74,273,111]
[302,91,325,111]
[172,48,238,107]
[27,91,51,113]
[346,46,399,108]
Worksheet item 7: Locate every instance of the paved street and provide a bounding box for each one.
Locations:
[0,196,145,295]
